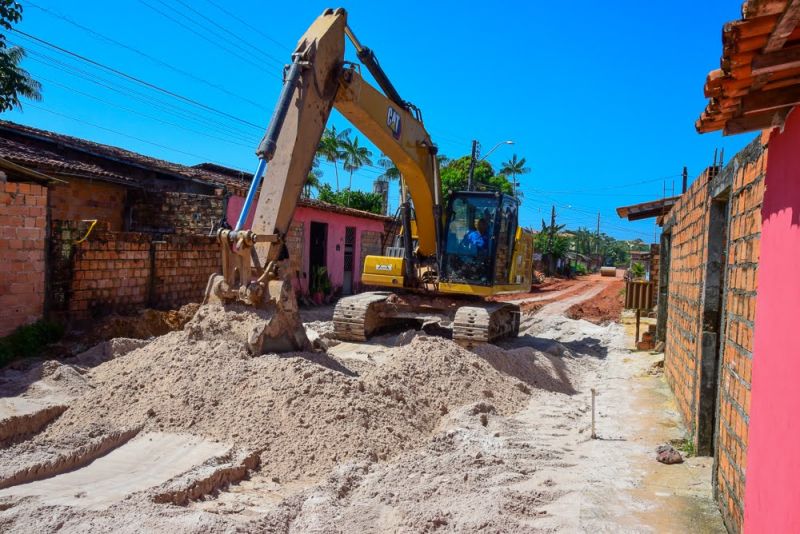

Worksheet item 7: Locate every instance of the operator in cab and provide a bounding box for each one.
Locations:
[462,217,490,253]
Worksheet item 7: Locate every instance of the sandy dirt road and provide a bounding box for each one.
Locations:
[0,278,724,532]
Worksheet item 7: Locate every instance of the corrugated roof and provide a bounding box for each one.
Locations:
[697,0,800,135]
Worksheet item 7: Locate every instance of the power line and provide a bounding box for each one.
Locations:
[12,29,266,130]
[19,46,259,142]
[25,1,270,113]
[138,0,283,78]
[33,73,254,150]
[171,0,287,69]
[26,104,244,168]
[203,0,294,54]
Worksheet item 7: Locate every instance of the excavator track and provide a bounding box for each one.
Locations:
[333,291,394,341]
[452,302,521,348]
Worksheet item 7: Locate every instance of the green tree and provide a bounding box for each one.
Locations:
[303,156,322,198]
[439,155,514,202]
[317,125,349,191]
[340,134,373,205]
[317,183,383,214]
[500,154,530,196]
[0,2,41,112]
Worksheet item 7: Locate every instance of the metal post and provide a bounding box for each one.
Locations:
[635,308,641,346]
[591,388,597,439]
[682,166,688,194]
[467,140,478,191]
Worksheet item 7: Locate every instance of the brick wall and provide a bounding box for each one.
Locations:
[660,135,766,534]
[285,222,304,275]
[714,136,765,533]
[0,181,47,336]
[51,220,219,320]
[127,190,223,236]
[49,178,127,231]
[649,243,660,283]
[663,168,712,428]
[54,222,151,318]
[151,235,218,309]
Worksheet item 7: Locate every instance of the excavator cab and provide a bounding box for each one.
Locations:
[441,192,519,286]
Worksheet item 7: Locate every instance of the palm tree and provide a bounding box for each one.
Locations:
[0,47,42,112]
[316,125,350,191]
[377,154,400,214]
[500,154,530,197]
[303,156,322,198]
[340,134,373,205]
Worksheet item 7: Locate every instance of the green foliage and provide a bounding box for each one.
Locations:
[303,156,322,198]
[534,230,571,258]
[630,262,646,279]
[439,156,514,202]
[310,266,332,295]
[317,183,383,214]
[0,2,41,112]
[574,262,589,276]
[377,154,400,182]
[0,319,64,367]
[317,126,350,191]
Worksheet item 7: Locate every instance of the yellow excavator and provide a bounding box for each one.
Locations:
[204,8,534,353]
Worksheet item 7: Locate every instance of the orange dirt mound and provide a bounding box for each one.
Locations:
[565,280,624,324]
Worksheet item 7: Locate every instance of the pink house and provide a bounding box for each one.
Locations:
[226,196,392,295]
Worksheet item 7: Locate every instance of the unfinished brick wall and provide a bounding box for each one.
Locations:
[660,135,767,534]
[54,222,151,318]
[714,136,765,533]
[151,235,218,309]
[649,243,660,283]
[0,181,47,336]
[49,178,127,231]
[285,222,304,275]
[51,221,220,320]
[127,190,223,236]
[663,168,712,428]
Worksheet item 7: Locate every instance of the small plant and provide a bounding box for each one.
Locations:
[670,437,696,458]
[574,263,589,276]
[0,320,64,367]
[630,262,646,279]
[310,266,332,304]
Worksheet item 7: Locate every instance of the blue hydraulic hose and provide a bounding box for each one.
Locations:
[235,158,268,231]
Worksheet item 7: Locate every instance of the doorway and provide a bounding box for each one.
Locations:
[342,226,356,295]
[309,222,327,291]
[698,196,730,455]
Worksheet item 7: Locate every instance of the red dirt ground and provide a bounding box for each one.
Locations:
[491,277,585,302]
[565,280,625,324]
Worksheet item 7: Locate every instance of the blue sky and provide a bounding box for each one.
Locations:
[4,1,752,240]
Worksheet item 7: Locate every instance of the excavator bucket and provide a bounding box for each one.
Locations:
[204,268,309,355]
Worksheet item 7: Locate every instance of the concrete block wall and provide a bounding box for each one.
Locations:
[663,168,712,428]
[0,181,47,336]
[715,136,766,533]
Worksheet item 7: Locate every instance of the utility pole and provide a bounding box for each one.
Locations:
[548,205,556,275]
[467,140,479,191]
[596,211,601,267]
[682,166,688,194]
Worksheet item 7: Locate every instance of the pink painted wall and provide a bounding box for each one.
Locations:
[226,198,386,295]
[743,112,800,533]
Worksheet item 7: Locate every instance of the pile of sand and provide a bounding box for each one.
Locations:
[37,304,532,482]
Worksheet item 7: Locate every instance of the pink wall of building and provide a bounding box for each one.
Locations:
[226,197,386,295]
[743,111,800,533]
